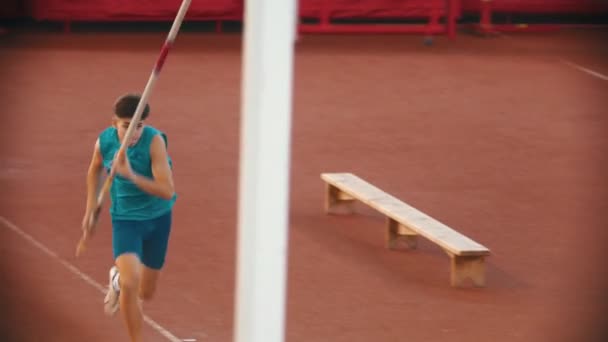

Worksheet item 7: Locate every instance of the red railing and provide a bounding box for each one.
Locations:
[462,0,608,34]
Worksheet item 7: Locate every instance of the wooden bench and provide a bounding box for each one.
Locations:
[321,172,491,287]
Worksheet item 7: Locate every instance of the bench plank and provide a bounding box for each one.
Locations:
[321,172,490,257]
[322,172,490,287]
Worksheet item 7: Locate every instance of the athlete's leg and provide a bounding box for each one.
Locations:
[139,211,172,302]
[116,253,144,342]
[111,219,145,342]
[139,266,160,301]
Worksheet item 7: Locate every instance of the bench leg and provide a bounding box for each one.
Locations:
[386,218,418,250]
[449,255,486,287]
[324,183,355,214]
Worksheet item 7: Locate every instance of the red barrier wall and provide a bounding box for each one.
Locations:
[6,0,608,21]
[298,0,459,38]
[299,0,449,19]
[14,0,459,38]
[462,0,608,14]
[26,0,243,21]
[462,0,608,34]
[22,0,452,21]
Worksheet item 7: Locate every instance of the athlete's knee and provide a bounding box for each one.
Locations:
[120,273,141,293]
[116,254,142,294]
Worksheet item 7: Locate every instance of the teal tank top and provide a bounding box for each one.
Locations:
[99,125,176,221]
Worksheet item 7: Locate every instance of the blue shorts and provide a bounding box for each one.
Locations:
[111,211,172,270]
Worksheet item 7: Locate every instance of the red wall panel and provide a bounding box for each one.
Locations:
[27,0,243,20]
[462,0,608,14]
[24,0,448,21]
[300,0,448,19]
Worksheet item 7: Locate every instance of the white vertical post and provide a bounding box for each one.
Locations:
[234,0,297,341]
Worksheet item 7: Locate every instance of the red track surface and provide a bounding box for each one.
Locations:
[1,29,607,341]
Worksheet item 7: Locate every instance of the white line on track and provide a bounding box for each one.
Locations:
[559,59,608,81]
[0,215,188,342]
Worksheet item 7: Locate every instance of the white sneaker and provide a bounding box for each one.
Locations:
[104,266,120,316]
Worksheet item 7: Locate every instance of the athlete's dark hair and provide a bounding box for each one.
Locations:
[114,93,150,119]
